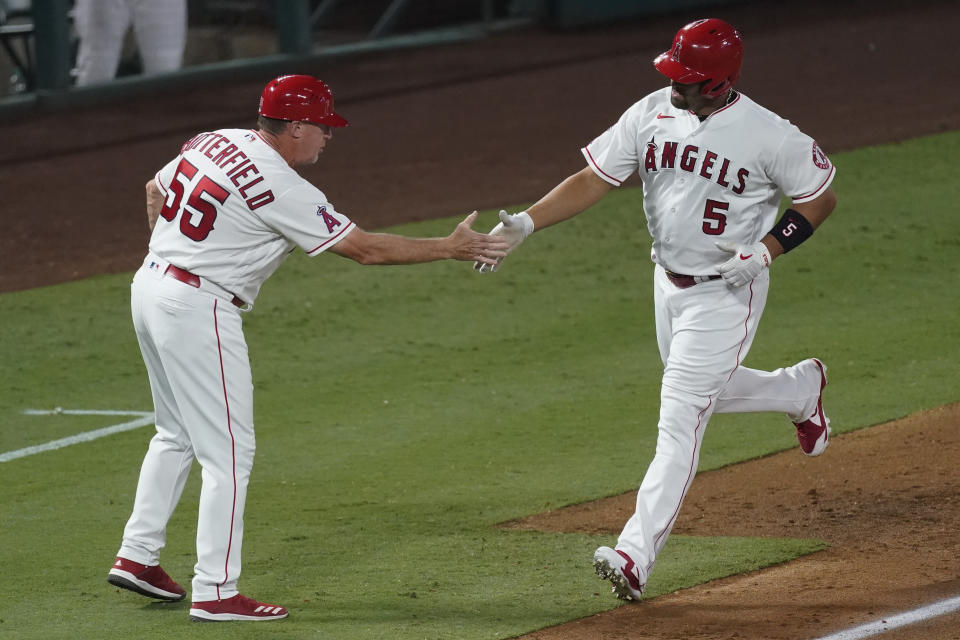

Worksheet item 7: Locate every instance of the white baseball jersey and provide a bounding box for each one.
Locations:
[581,87,837,593]
[151,128,355,304]
[121,128,356,602]
[583,87,835,274]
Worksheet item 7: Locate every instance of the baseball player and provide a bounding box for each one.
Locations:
[478,19,837,601]
[106,74,508,622]
[74,0,187,86]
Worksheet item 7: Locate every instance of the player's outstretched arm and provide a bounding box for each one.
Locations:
[328,211,510,266]
[475,166,612,272]
[526,166,613,231]
[473,210,534,273]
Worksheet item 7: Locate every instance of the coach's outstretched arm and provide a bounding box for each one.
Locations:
[475,167,612,272]
[330,211,509,266]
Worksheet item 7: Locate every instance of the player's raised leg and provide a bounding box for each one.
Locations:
[716,358,830,455]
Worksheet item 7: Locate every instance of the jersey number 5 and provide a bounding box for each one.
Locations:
[159,158,230,241]
[702,199,728,235]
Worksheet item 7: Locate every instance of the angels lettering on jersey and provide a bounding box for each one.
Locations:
[644,136,748,195]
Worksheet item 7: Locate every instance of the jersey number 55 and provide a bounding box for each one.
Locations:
[160,158,229,242]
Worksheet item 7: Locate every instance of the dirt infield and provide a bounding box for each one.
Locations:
[2,1,958,638]
[510,405,960,639]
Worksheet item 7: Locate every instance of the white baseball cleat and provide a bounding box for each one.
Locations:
[593,546,645,601]
[190,594,289,622]
[793,358,830,456]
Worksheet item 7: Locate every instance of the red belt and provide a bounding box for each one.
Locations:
[164,264,245,308]
[665,270,722,289]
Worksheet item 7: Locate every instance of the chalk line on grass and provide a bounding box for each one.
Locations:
[811,594,960,640]
[0,409,154,463]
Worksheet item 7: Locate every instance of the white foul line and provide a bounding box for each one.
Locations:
[0,409,154,463]
[811,595,960,640]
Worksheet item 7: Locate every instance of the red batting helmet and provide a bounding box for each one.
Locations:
[258,75,349,127]
[653,18,744,98]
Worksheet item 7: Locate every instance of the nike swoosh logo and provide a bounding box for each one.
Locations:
[739,253,753,260]
[656,114,674,119]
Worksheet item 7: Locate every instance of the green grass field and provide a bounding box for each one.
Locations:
[1,131,957,639]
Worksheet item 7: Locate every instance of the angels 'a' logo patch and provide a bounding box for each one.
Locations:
[812,141,830,169]
[316,205,341,234]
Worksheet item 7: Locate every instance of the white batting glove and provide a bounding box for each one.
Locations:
[474,210,534,273]
[715,240,772,287]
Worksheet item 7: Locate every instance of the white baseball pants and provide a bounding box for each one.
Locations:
[74,0,187,86]
[118,256,253,601]
[617,266,822,584]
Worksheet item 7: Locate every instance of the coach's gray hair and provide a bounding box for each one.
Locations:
[257,115,290,135]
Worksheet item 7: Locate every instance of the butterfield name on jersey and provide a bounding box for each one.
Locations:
[644,137,748,194]
[180,131,275,210]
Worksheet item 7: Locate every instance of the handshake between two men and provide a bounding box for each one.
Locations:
[472,209,772,288]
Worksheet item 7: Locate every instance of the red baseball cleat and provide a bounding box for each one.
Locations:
[107,556,186,602]
[190,594,289,622]
[793,358,831,456]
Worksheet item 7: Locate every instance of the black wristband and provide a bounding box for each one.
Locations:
[768,208,814,253]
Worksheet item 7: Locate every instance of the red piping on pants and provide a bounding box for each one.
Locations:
[650,279,757,563]
[213,299,239,599]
